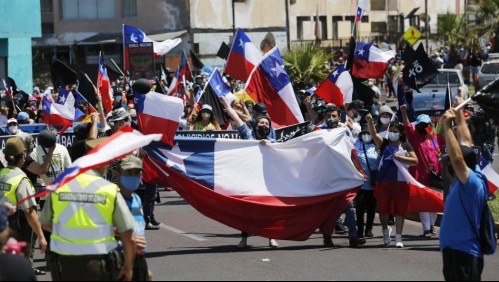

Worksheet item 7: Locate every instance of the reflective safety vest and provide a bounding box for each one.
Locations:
[51,173,118,256]
[0,167,32,205]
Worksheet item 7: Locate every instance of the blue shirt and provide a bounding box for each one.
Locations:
[124,193,147,252]
[354,140,378,190]
[440,167,488,258]
[237,123,276,142]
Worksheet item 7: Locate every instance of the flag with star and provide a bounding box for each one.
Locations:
[98,52,113,114]
[315,65,353,106]
[225,28,262,82]
[245,47,304,127]
[352,42,396,79]
[355,6,363,22]
[142,128,365,240]
[123,24,181,70]
[198,69,230,127]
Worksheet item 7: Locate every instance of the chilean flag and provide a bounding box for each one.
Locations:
[144,128,365,240]
[315,65,353,106]
[375,146,444,215]
[355,6,363,22]
[352,42,396,79]
[245,47,304,127]
[42,93,75,128]
[134,90,184,146]
[167,51,192,96]
[225,28,262,82]
[123,24,181,70]
[480,157,499,195]
[98,53,113,114]
[2,79,13,100]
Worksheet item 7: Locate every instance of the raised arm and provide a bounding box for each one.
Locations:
[400,104,410,126]
[442,109,469,184]
[220,97,244,128]
[453,97,473,147]
[366,114,384,149]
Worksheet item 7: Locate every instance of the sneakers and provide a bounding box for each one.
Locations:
[145,223,160,230]
[150,218,161,226]
[269,239,279,248]
[422,230,433,239]
[238,238,248,249]
[395,234,404,248]
[382,227,392,246]
[365,229,374,238]
[349,237,367,248]
[335,223,348,234]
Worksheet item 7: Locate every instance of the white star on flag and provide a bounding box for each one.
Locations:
[357,48,365,56]
[43,105,47,111]
[271,62,286,78]
[332,70,339,77]
[239,39,244,48]
[216,85,222,93]
[59,95,66,103]
[159,146,194,174]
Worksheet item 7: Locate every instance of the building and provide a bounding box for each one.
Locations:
[0,0,41,92]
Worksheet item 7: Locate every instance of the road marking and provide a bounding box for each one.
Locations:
[159,223,207,242]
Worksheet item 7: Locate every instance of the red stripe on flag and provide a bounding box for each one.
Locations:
[137,112,179,146]
[315,79,344,106]
[225,52,255,82]
[352,60,389,79]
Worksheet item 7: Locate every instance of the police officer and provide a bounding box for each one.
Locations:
[40,138,136,281]
[0,137,47,261]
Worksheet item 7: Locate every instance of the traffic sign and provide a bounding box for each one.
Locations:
[404,26,421,46]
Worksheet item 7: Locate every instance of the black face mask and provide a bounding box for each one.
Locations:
[327,119,339,129]
[257,126,270,138]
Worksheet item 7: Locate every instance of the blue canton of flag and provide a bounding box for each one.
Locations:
[329,65,346,84]
[123,25,146,45]
[145,139,216,189]
[259,49,291,93]
[356,7,363,21]
[195,87,203,104]
[354,42,371,61]
[57,87,70,105]
[209,70,231,97]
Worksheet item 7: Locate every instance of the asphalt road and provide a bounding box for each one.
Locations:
[34,150,499,281]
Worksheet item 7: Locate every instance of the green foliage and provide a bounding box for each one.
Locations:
[436,13,468,46]
[281,44,332,90]
[490,193,499,223]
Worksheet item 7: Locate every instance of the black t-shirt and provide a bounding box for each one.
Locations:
[21,156,39,185]
[70,140,87,162]
[0,253,36,281]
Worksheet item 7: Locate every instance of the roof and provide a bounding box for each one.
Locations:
[77,30,188,45]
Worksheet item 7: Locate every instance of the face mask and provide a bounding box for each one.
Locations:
[380,117,391,125]
[201,113,211,121]
[120,175,142,192]
[388,132,400,142]
[362,134,373,143]
[257,126,270,138]
[326,119,339,129]
[354,115,362,122]
[8,126,18,134]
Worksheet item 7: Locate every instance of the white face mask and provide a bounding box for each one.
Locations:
[354,116,362,122]
[388,132,400,142]
[380,117,391,125]
[362,134,373,143]
[8,125,18,134]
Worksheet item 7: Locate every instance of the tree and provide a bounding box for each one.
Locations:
[281,44,332,90]
[436,13,468,46]
[469,0,499,51]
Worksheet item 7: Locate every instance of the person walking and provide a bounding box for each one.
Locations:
[40,138,136,281]
[440,104,490,281]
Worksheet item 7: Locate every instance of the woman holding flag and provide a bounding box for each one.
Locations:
[366,114,419,248]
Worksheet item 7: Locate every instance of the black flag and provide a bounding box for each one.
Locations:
[473,77,499,120]
[444,83,452,110]
[51,60,78,89]
[345,36,356,73]
[352,77,375,111]
[77,72,99,109]
[402,44,439,93]
[190,50,205,70]
[200,85,228,127]
[217,42,231,60]
[401,44,415,64]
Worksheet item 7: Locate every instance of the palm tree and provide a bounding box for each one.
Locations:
[468,0,499,51]
[436,13,468,46]
[281,44,332,90]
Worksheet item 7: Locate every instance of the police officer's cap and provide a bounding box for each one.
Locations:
[3,137,26,157]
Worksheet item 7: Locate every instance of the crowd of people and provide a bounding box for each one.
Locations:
[0,40,496,281]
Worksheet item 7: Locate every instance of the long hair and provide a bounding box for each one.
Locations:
[389,122,407,143]
[194,110,221,130]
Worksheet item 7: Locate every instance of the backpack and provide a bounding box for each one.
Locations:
[459,188,497,255]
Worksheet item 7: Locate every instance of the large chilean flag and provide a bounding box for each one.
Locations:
[245,47,304,127]
[315,65,353,106]
[224,29,262,82]
[352,42,395,79]
[144,128,365,240]
[134,90,184,146]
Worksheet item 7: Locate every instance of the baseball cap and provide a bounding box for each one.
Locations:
[254,102,268,114]
[7,118,17,125]
[201,104,213,112]
[3,137,25,157]
[17,112,29,122]
[416,114,431,125]
[119,155,143,171]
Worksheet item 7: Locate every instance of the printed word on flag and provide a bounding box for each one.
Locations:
[352,42,396,79]
[134,90,184,146]
[123,24,181,70]
[245,47,304,127]
[144,128,365,240]
[225,29,262,82]
[315,65,353,106]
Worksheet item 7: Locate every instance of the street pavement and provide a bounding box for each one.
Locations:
[34,150,499,281]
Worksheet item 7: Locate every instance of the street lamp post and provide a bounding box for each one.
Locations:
[232,0,236,36]
[425,0,429,50]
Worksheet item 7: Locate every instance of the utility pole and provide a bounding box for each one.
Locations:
[425,0,429,50]
[232,0,236,36]
[285,0,290,50]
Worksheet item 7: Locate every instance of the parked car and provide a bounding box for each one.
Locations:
[477,59,499,90]
[419,69,469,99]
[411,90,458,123]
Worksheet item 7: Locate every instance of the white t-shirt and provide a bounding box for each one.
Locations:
[30,144,72,185]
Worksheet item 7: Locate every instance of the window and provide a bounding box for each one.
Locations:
[371,0,386,11]
[332,16,343,40]
[297,16,310,40]
[41,0,53,12]
[371,22,387,33]
[122,0,137,18]
[61,0,115,20]
[318,16,328,40]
